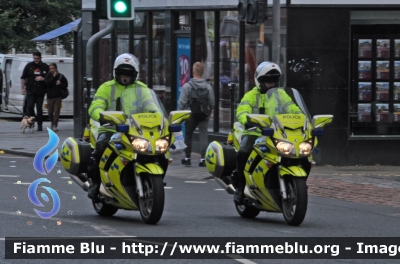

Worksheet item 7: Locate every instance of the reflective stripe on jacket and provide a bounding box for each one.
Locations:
[236,87,303,136]
[88,80,149,133]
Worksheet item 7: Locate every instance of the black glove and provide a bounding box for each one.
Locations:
[244,122,256,130]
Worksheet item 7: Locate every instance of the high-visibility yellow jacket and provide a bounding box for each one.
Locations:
[89,80,158,133]
[236,87,303,136]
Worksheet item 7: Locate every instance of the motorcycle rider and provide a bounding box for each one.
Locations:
[87,53,160,199]
[233,61,303,205]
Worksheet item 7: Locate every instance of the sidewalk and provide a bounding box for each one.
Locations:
[0,118,398,176]
[0,117,204,177]
[1,117,400,207]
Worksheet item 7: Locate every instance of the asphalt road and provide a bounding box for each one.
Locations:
[1,154,400,264]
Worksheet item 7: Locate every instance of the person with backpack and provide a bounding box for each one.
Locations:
[44,63,68,132]
[178,62,215,167]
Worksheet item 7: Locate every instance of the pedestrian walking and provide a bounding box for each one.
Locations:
[45,63,68,132]
[20,51,49,131]
[178,62,215,167]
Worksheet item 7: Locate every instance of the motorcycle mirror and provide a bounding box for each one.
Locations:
[169,124,182,133]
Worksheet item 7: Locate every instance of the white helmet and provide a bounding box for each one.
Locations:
[254,61,282,89]
[113,53,140,85]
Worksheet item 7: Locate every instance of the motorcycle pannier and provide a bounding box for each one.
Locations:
[205,141,236,178]
[60,137,92,175]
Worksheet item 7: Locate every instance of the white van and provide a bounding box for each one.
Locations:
[0,54,16,112]
[1,54,73,116]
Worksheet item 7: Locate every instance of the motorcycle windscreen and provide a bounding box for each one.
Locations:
[120,87,167,117]
[265,88,311,120]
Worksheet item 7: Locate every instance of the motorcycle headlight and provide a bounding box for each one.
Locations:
[132,138,150,152]
[156,139,169,153]
[299,141,313,156]
[275,140,295,156]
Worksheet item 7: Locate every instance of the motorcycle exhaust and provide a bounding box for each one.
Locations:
[70,175,90,191]
[214,177,235,195]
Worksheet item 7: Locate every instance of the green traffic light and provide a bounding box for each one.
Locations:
[114,1,127,13]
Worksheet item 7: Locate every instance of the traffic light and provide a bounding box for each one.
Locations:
[107,0,134,20]
[246,0,257,24]
[238,0,268,25]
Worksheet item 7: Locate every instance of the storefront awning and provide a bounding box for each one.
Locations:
[31,18,81,42]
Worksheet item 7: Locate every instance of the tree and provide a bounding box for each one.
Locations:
[0,1,81,54]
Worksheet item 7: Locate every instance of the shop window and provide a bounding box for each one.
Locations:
[351,25,400,136]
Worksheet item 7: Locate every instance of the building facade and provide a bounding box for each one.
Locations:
[80,0,400,165]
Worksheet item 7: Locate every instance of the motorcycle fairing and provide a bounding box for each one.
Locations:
[243,154,281,211]
[131,112,164,129]
[136,163,164,175]
[273,114,306,130]
[280,166,308,178]
[99,148,114,170]
[101,157,138,209]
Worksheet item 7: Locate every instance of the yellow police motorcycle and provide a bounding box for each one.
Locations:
[206,88,333,226]
[60,87,191,224]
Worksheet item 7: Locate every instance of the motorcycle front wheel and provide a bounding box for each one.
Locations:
[139,174,165,225]
[282,177,308,226]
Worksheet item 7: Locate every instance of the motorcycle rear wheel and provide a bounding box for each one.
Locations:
[235,204,260,218]
[139,174,165,225]
[282,177,307,226]
[92,200,118,217]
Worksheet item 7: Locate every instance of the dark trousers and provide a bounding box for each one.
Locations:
[26,91,45,126]
[92,132,114,164]
[236,135,258,172]
[184,116,209,159]
[47,97,62,127]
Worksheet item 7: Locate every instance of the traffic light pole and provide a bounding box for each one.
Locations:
[85,20,116,125]
[272,0,281,64]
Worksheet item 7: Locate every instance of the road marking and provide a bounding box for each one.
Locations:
[0,155,28,159]
[60,177,70,179]
[227,254,257,264]
[184,181,206,184]
[215,189,225,191]
[0,175,20,177]
[164,187,173,189]
[0,211,131,237]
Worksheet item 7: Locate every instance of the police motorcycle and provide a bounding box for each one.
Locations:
[60,87,191,224]
[205,87,333,226]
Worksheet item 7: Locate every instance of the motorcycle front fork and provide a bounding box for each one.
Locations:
[278,165,288,200]
[134,162,144,198]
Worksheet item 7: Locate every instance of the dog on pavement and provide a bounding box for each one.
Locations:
[20,116,36,134]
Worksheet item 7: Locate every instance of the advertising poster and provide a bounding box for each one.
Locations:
[176,37,191,108]
[358,39,372,58]
[358,82,371,101]
[376,82,389,101]
[176,37,190,137]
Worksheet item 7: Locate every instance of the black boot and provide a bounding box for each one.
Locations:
[233,171,245,205]
[87,158,100,199]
